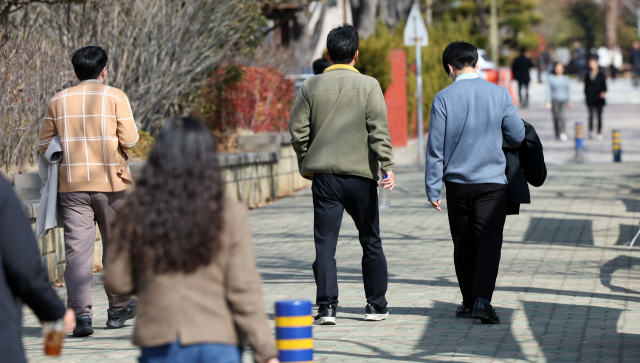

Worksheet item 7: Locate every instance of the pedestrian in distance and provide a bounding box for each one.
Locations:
[312,58,331,75]
[426,41,525,325]
[573,40,587,81]
[104,117,279,363]
[511,47,534,107]
[545,62,572,141]
[585,54,607,141]
[289,23,395,325]
[610,44,623,80]
[597,45,611,78]
[630,41,640,88]
[0,176,76,363]
[537,46,552,83]
[38,46,139,337]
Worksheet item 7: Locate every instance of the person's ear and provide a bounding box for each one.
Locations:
[475,62,480,71]
[101,67,107,79]
[353,50,359,63]
[326,51,332,64]
[74,72,79,81]
[448,64,454,74]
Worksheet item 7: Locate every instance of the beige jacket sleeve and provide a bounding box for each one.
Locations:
[38,104,57,155]
[103,242,135,296]
[115,94,139,150]
[225,203,278,363]
[365,82,394,173]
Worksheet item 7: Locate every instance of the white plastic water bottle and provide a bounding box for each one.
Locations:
[379,175,391,210]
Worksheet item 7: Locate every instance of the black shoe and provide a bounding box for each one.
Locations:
[364,303,389,321]
[72,315,94,337]
[455,302,473,318]
[314,305,336,325]
[106,298,138,328]
[471,299,500,324]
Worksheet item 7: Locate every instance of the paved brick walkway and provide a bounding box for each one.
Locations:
[22,79,640,362]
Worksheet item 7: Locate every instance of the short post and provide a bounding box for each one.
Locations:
[613,129,622,162]
[575,121,584,161]
[275,300,313,363]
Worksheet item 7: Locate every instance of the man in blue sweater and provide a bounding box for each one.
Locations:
[425,42,525,324]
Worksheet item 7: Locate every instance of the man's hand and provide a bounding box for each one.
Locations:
[430,200,442,211]
[381,171,395,190]
[63,308,75,332]
[568,102,573,109]
[545,102,551,109]
[266,359,280,363]
[600,91,606,99]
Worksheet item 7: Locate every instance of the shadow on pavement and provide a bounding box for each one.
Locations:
[525,217,594,246]
[600,255,640,295]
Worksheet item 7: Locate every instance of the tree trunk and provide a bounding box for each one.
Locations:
[605,0,618,47]
[353,0,377,38]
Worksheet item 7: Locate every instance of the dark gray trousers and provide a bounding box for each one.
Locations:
[552,100,567,138]
[59,191,131,316]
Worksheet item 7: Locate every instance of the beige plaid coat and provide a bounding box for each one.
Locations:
[38,80,139,193]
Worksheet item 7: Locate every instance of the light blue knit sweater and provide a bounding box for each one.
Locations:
[425,77,525,201]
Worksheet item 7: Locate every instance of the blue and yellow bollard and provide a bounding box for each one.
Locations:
[613,129,622,162]
[575,121,584,161]
[275,300,313,363]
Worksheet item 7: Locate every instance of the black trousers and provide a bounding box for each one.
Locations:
[588,104,603,134]
[445,182,508,306]
[312,173,388,310]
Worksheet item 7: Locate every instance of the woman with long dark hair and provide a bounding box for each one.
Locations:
[104,117,279,363]
[585,54,607,140]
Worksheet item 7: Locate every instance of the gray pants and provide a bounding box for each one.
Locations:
[552,100,567,138]
[59,191,131,316]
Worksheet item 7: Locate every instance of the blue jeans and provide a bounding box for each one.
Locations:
[139,340,242,363]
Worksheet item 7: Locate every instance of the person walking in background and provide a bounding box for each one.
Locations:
[585,54,607,140]
[630,41,640,87]
[312,58,331,75]
[38,46,139,337]
[0,177,75,363]
[573,40,587,81]
[289,24,395,325]
[104,117,279,363]
[426,41,525,325]
[555,44,571,67]
[537,47,552,83]
[545,62,572,141]
[597,46,611,77]
[511,47,534,107]
[611,44,623,80]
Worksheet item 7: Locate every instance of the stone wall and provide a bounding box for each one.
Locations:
[15,133,310,283]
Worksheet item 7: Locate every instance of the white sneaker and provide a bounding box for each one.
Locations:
[364,303,389,321]
[560,133,568,141]
[597,133,603,141]
[589,131,595,140]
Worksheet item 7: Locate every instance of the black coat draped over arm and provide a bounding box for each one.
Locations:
[503,120,547,215]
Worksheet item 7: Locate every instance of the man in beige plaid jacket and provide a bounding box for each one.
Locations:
[38,46,139,337]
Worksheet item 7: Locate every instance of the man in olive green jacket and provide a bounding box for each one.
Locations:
[289,24,395,326]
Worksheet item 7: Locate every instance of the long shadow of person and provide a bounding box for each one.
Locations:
[600,255,640,294]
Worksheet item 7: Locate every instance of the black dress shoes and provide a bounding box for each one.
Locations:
[364,303,389,321]
[471,299,500,324]
[72,314,94,337]
[314,305,336,325]
[455,302,473,318]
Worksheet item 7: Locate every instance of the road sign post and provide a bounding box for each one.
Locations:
[404,3,428,167]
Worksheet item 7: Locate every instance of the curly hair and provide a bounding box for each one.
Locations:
[112,117,225,275]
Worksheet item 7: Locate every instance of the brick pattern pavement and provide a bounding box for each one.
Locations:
[22,163,640,362]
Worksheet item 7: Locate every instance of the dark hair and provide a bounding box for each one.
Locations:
[326,24,359,64]
[552,62,565,75]
[442,41,479,74]
[112,117,225,275]
[587,54,599,61]
[313,58,331,75]
[520,47,527,56]
[71,46,108,81]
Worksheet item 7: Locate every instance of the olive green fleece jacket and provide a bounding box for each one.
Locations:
[289,65,394,182]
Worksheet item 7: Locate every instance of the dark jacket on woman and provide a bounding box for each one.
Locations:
[104,198,278,363]
[584,71,607,106]
[0,176,67,363]
[503,121,547,215]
